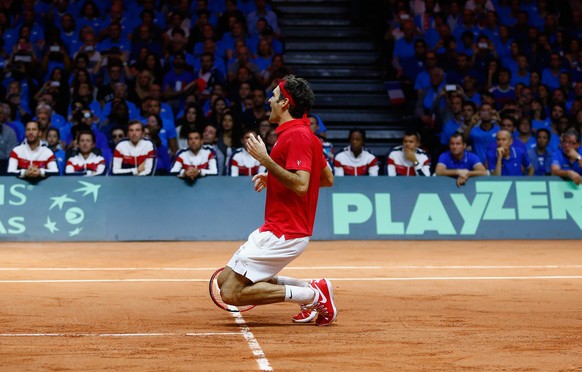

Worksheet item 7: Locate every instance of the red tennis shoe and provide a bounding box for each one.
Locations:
[291,306,317,323]
[308,278,338,326]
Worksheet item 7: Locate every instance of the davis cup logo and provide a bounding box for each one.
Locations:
[43,181,101,237]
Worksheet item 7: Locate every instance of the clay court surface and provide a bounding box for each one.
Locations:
[1,240,581,371]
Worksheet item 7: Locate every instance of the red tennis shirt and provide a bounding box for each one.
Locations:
[259,118,326,239]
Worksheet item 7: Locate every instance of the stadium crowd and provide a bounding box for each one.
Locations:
[0,0,581,185]
[374,0,582,183]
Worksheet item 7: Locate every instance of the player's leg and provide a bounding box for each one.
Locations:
[219,229,317,307]
[271,276,317,323]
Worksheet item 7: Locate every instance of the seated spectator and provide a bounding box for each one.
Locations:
[435,133,488,187]
[541,53,565,91]
[387,131,430,176]
[65,131,106,176]
[7,121,58,178]
[334,128,379,176]
[144,114,172,175]
[486,130,533,176]
[171,129,218,179]
[464,103,501,163]
[45,127,66,175]
[176,104,205,149]
[202,123,226,176]
[111,120,155,176]
[514,117,536,150]
[0,110,18,175]
[528,128,552,176]
[550,129,582,185]
[490,68,517,110]
[229,128,266,176]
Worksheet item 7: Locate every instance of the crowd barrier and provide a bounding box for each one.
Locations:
[0,176,580,241]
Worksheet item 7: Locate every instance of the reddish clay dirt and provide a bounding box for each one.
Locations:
[0,241,581,371]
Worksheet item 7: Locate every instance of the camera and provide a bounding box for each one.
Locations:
[445,84,457,92]
[50,81,60,87]
[50,45,60,53]
[478,42,489,49]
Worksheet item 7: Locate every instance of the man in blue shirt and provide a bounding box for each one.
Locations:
[435,133,488,186]
[486,130,533,176]
[551,129,582,185]
[465,102,500,163]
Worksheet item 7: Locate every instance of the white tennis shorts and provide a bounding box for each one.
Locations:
[227,228,309,283]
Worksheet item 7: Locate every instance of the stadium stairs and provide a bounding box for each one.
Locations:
[274,0,407,160]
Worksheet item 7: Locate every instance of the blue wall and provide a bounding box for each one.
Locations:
[0,177,580,241]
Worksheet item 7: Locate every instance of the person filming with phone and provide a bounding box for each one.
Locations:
[463,102,501,163]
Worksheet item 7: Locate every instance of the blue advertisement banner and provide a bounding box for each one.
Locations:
[0,177,580,241]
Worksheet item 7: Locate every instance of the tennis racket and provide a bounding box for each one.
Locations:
[209,267,256,313]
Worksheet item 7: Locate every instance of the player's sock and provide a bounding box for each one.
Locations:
[277,276,309,287]
[284,285,316,304]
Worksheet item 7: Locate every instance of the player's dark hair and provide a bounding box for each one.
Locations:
[278,75,314,118]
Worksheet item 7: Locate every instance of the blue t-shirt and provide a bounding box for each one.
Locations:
[393,37,417,61]
[486,146,531,176]
[528,147,552,176]
[438,150,483,170]
[440,118,462,145]
[470,124,500,163]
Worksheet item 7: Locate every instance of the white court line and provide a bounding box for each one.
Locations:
[0,332,241,337]
[0,266,384,271]
[231,311,272,372]
[1,265,582,271]
[2,276,582,283]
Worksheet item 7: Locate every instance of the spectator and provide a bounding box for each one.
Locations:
[170,129,218,179]
[0,109,18,175]
[439,94,464,148]
[217,111,242,163]
[229,128,265,176]
[144,114,172,175]
[65,130,106,176]
[45,127,66,175]
[387,131,431,176]
[7,120,58,178]
[392,20,418,78]
[435,133,488,186]
[176,104,205,149]
[514,117,536,150]
[490,68,517,110]
[550,129,582,185]
[528,128,552,176]
[464,102,501,163]
[242,87,268,130]
[201,123,226,176]
[334,128,379,176]
[246,0,280,37]
[486,129,533,176]
[111,120,155,176]
[162,51,195,115]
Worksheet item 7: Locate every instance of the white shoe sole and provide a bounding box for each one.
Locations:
[292,311,317,323]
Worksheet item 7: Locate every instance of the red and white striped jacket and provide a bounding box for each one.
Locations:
[112,139,155,176]
[170,145,218,177]
[333,146,379,176]
[7,143,58,177]
[229,147,266,176]
[65,152,106,176]
[386,146,431,176]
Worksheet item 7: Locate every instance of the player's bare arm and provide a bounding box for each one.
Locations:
[246,134,311,196]
[320,164,334,188]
